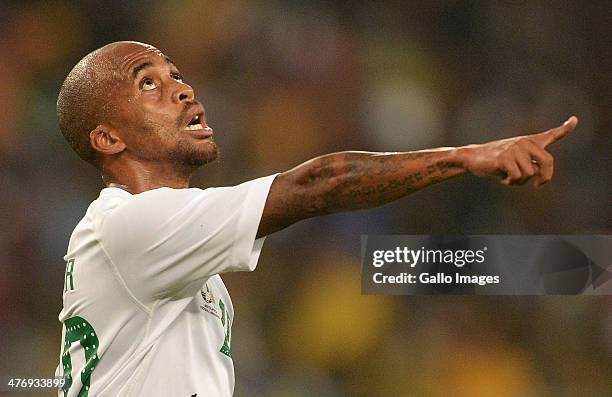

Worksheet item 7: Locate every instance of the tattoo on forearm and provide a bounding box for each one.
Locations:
[259,150,465,236]
[306,151,462,213]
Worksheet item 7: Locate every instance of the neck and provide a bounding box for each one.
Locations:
[101,160,193,194]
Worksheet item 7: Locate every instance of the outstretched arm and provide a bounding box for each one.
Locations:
[257,116,578,237]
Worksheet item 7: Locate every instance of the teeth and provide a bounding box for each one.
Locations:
[185,123,203,130]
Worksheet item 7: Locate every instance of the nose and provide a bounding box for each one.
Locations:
[173,83,195,103]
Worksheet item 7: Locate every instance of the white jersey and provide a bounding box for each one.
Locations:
[55,174,277,397]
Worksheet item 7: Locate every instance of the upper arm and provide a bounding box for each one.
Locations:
[257,172,299,238]
[257,154,345,238]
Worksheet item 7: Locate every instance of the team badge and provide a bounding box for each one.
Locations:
[199,284,221,319]
[201,284,214,303]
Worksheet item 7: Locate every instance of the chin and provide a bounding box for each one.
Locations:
[173,139,219,168]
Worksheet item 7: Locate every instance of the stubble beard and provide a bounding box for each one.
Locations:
[169,137,220,169]
[171,109,219,168]
[142,115,220,170]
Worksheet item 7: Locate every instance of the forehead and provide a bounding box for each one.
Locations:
[110,44,174,78]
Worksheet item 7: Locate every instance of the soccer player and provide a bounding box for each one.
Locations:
[55,41,577,396]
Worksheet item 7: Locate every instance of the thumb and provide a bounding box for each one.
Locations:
[535,116,578,148]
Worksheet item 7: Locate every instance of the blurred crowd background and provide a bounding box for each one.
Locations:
[1,1,610,396]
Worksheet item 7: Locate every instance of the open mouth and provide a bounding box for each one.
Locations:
[185,113,205,130]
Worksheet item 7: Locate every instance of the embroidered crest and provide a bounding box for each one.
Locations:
[199,283,221,319]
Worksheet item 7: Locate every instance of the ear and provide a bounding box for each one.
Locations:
[90,125,126,156]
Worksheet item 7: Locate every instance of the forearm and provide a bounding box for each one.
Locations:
[258,148,467,236]
[302,148,467,210]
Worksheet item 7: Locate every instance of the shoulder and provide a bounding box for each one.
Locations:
[95,177,276,232]
[95,187,203,222]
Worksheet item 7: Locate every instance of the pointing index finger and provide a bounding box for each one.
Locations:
[535,116,579,148]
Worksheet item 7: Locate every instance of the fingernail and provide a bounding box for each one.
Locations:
[563,116,573,125]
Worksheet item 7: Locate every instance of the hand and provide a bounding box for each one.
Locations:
[460,116,578,187]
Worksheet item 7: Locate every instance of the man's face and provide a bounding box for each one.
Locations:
[107,43,218,168]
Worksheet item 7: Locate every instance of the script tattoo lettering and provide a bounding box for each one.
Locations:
[258,150,464,237]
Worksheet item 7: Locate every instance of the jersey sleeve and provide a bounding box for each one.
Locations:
[98,174,278,301]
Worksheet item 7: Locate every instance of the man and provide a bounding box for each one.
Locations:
[55,41,577,396]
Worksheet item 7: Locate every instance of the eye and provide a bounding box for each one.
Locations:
[171,72,184,82]
[141,78,157,91]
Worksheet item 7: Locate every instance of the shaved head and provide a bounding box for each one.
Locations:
[57,41,153,167]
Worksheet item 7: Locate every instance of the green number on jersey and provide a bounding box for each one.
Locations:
[64,259,75,292]
[218,299,232,357]
[61,316,100,396]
